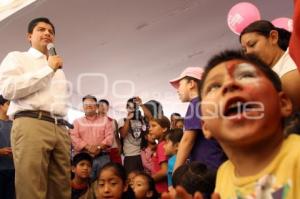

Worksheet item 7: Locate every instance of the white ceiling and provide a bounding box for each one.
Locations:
[0,0,294,118]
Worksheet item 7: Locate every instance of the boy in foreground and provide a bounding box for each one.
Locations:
[163,50,300,199]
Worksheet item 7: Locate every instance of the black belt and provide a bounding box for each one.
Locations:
[14,111,74,129]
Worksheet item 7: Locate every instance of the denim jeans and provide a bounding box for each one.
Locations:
[91,154,110,181]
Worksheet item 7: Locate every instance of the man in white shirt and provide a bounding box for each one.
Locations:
[0,17,71,199]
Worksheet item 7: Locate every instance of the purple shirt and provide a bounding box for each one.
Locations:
[184,97,226,170]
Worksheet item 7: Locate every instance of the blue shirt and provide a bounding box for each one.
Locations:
[0,119,14,170]
[184,97,226,170]
[167,155,176,187]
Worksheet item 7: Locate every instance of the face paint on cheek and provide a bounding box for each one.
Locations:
[233,63,259,85]
[234,63,263,99]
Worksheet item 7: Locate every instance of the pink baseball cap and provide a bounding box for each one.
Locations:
[169,67,204,89]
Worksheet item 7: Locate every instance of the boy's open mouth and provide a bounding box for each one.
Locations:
[224,97,259,117]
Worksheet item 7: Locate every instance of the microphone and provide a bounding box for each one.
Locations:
[47,43,62,69]
[47,43,57,56]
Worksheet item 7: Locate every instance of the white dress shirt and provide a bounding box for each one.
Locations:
[272,49,297,78]
[0,47,69,117]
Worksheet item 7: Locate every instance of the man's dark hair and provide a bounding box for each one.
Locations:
[239,20,291,51]
[172,162,216,197]
[82,94,97,103]
[199,50,282,99]
[28,17,55,34]
[0,95,8,105]
[99,99,109,106]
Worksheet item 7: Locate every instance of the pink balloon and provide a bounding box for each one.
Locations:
[227,2,261,35]
[272,17,293,32]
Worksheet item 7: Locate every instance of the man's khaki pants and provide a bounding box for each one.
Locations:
[11,117,71,199]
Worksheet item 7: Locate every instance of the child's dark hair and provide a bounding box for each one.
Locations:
[165,128,183,145]
[172,162,216,198]
[0,95,8,105]
[135,172,160,199]
[99,99,110,106]
[100,162,127,182]
[151,116,170,130]
[284,112,300,135]
[150,116,170,140]
[28,17,55,34]
[239,20,291,51]
[140,132,148,150]
[199,50,282,99]
[171,112,181,118]
[72,152,93,166]
[99,162,135,199]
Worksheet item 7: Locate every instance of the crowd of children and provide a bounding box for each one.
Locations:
[69,13,300,198]
[70,112,188,199]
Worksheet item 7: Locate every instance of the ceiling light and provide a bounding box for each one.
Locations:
[0,0,14,8]
[0,0,38,22]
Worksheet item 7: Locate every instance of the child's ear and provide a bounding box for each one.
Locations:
[71,166,76,173]
[279,92,293,117]
[188,79,197,89]
[123,182,128,192]
[174,143,180,150]
[201,120,213,139]
[27,33,32,43]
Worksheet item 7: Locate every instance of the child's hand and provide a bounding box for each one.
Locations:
[0,147,12,156]
[127,112,134,120]
[85,144,98,155]
[161,186,221,199]
[134,96,142,106]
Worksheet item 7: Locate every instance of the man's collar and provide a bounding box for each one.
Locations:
[28,47,46,59]
[85,114,98,120]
